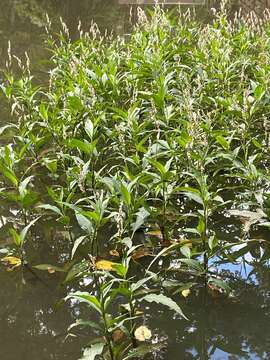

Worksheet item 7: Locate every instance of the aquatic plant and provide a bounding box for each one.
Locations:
[1,4,270,359]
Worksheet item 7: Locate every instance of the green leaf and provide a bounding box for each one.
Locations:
[180,245,191,259]
[197,216,205,235]
[123,343,165,359]
[85,119,94,139]
[19,176,34,198]
[76,213,93,234]
[216,135,229,150]
[112,263,128,278]
[79,342,105,360]
[38,204,63,217]
[208,277,231,294]
[66,139,96,155]
[0,163,18,187]
[0,248,9,254]
[178,187,203,205]
[20,217,40,246]
[71,236,87,259]
[208,235,218,251]
[0,124,16,136]
[148,159,166,176]
[43,159,58,173]
[39,103,48,120]
[179,258,204,272]
[141,293,187,319]
[66,292,102,314]
[147,242,179,271]
[64,261,89,283]
[9,228,21,247]
[132,207,150,235]
[34,264,66,272]
[68,319,102,332]
[120,184,131,206]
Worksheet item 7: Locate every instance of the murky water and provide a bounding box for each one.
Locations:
[1,1,270,360]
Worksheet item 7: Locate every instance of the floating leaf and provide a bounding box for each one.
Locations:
[1,256,22,271]
[34,264,66,272]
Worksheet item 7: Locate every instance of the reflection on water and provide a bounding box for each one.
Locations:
[0,259,82,360]
[1,1,270,360]
[118,0,205,4]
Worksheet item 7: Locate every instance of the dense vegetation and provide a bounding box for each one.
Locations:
[1,5,270,359]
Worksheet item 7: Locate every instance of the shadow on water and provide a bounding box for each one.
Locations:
[1,1,270,360]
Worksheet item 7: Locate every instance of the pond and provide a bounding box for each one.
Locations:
[1,1,270,360]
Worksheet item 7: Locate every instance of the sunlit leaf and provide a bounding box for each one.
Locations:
[85,119,94,139]
[79,342,104,360]
[38,204,62,216]
[76,213,93,234]
[20,217,40,245]
[71,235,87,259]
[181,289,191,298]
[66,291,102,314]
[180,245,191,259]
[141,293,187,319]
[132,207,150,235]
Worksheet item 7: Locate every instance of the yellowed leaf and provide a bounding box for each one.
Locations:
[146,230,163,238]
[131,247,152,260]
[109,249,120,257]
[95,260,116,271]
[181,289,191,298]
[1,256,22,271]
[1,256,21,266]
[134,325,152,341]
